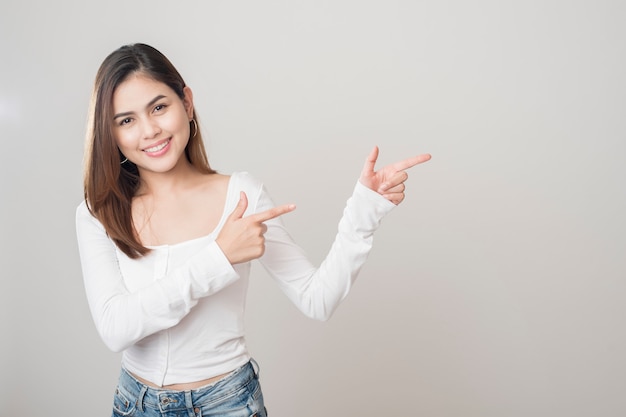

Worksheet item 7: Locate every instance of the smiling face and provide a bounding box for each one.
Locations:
[112,73,194,176]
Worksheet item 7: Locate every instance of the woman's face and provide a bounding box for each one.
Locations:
[112,73,194,175]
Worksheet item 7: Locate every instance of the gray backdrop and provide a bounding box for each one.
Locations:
[2,1,625,416]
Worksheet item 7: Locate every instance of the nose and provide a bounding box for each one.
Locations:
[142,118,161,139]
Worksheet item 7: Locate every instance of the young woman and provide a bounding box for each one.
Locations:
[76,43,431,417]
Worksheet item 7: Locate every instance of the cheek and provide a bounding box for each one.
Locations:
[114,129,137,151]
[168,112,191,139]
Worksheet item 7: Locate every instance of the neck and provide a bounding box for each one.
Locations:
[136,158,202,198]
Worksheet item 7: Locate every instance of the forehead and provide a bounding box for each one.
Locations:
[112,74,176,111]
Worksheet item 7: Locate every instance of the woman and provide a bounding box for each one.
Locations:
[76,43,430,417]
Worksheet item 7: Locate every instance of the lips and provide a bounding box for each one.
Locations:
[143,138,171,154]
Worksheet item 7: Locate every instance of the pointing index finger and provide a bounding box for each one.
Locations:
[249,204,296,223]
[392,153,432,171]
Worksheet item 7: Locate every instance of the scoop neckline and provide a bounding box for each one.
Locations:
[144,172,237,249]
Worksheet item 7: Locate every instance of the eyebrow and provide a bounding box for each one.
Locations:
[113,95,167,120]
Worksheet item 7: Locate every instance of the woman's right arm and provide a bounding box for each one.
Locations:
[75,202,240,352]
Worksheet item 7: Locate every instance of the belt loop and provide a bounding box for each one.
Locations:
[185,390,194,415]
[136,385,148,412]
[250,358,260,378]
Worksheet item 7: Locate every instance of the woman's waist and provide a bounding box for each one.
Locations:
[121,341,249,386]
[116,360,259,410]
[130,370,234,391]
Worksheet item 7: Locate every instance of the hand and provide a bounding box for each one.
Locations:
[359,146,431,205]
[216,192,296,264]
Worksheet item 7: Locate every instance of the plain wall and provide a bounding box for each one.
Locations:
[1,1,625,416]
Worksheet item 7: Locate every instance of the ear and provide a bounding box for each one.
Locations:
[182,86,194,119]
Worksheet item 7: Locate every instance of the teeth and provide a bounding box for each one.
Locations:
[145,139,169,153]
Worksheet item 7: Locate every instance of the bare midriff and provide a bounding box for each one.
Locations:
[131,371,232,391]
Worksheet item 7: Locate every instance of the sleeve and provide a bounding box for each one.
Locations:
[256,180,396,321]
[75,202,240,352]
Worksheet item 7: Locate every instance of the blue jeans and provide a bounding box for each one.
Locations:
[112,360,267,417]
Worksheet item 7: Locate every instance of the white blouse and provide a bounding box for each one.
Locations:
[76,172,395,386]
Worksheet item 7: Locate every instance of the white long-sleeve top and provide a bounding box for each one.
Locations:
[76,171,395,386]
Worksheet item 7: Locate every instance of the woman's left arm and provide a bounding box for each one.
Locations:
[257,147,430,320]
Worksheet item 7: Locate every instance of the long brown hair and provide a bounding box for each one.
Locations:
[83,43,215,258]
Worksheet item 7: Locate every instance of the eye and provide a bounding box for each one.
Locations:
[119,117,132,126]
[154,104,167,113]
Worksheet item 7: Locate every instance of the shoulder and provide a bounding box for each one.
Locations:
[224,171,268,214]
[76,200,88,213]
[229,171,264,193]
[75,200,93,221]
[194,171,263,198]
[200,172,231,192]
[75,200,106,233]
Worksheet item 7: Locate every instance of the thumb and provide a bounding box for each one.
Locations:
[228,191,248,220]
[361,145,379,178]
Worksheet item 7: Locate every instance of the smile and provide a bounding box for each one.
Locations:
[143,138,170,153]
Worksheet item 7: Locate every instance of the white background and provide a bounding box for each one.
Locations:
[1,1,625,416]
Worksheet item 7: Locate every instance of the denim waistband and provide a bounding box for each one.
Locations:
[117,360,259,413]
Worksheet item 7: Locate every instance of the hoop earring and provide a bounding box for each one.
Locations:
[190,119,198,138]
[120,157,128,165]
